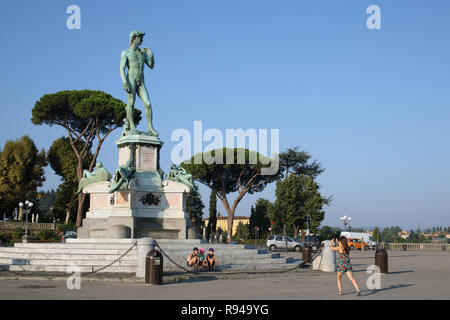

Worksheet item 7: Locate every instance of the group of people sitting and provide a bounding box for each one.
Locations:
[187,247,218,271]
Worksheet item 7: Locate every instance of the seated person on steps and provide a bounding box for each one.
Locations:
[206,248,218,271]
[197,248,207,270]
[187,247,199,268]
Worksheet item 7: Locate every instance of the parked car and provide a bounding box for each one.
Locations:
[295,235,320,251]
[340,231,377,249]
[266,235,303,252]
[347,238,369,250]
[61,230,77,242]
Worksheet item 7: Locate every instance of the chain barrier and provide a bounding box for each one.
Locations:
[154,240,323,276]
[0,241,137,278]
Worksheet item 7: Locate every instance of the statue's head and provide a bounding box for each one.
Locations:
[129,30,145,46]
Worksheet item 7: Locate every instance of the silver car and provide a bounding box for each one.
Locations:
[266,235,303,252]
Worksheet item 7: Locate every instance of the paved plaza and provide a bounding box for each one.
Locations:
[0,250,448,300]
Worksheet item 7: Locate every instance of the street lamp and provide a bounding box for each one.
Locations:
[306,214,312,236]
[340,215,351,231]
[19,200,33,243]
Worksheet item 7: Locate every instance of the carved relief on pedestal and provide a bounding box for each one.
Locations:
[135,192,162,208]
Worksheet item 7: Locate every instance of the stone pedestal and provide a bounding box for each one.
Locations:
[312,240,336,272]
[77,134,193,240]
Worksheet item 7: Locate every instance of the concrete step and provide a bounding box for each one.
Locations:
[156,246,258,252]
[0,252,138,261]
[0,239,292,274]
[14,243,137,249]
[0,257,136,267]
[13,242,254,251]
[7,264,136,273]
[1,256,289,267]
[227,262,301,270]
[161,261,301,272]
[153,254,284,262]
[66,238,205,244]
[0,248,138,255]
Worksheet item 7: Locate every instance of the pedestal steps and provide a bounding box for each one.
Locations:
[0,239,299,274]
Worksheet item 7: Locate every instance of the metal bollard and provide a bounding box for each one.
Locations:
[145,250,163,285]
[302,246,311,263]
[402,244,407,251]
[136,237,155,278]
[375,248,388,274]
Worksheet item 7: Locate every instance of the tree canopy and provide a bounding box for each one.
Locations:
[0,135,47,218]
[279,146,325,180]
[206,190,218,240]
[32,90,140,226]
[248,198,272,239]
[270,174,330,237]
[182,148,282,240]
[186,185,205,235]
[48,137,93,224]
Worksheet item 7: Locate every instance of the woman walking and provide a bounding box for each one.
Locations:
[331,236,361,296]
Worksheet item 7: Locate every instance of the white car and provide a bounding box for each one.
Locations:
[266,235,303,252]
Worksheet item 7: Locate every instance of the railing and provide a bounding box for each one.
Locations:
[379,243,450,251]
[0,221,56,231]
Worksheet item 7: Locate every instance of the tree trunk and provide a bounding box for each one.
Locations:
[18,206,23,221]
[65,209,70,225]
[75,193,86,227]
[219,197,235,243]
[293,225,299,238]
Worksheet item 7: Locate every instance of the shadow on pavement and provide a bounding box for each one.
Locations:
[387,270,414,275]
[363,283,414,296]
[164,275,220,284]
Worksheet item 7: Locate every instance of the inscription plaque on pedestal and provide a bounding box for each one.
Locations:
[138,146,155,171]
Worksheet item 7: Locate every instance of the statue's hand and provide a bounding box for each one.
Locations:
[143,47,152,56]
[123,82,131,93]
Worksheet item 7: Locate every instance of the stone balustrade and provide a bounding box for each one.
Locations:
[0,222,56,231]
[379,243,449,251]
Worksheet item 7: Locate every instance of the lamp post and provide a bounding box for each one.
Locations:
[340,215,351,231]
[19,200,33,243]
[306,214,312,236]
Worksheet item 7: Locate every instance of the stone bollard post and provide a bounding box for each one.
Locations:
[136,237,156,278]
[312,240,336,272]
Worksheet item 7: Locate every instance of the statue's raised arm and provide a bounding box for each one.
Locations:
[143,47,154,69]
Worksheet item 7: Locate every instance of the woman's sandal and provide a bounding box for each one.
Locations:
[356,291,361,296]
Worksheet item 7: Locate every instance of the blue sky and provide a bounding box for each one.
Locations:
[0,0,449,230]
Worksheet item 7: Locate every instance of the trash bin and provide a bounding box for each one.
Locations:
[145,250,163,285]
[402,244,407,251]
[375,248,388,274]
[302,246,311,263]
[442,245,447,252]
